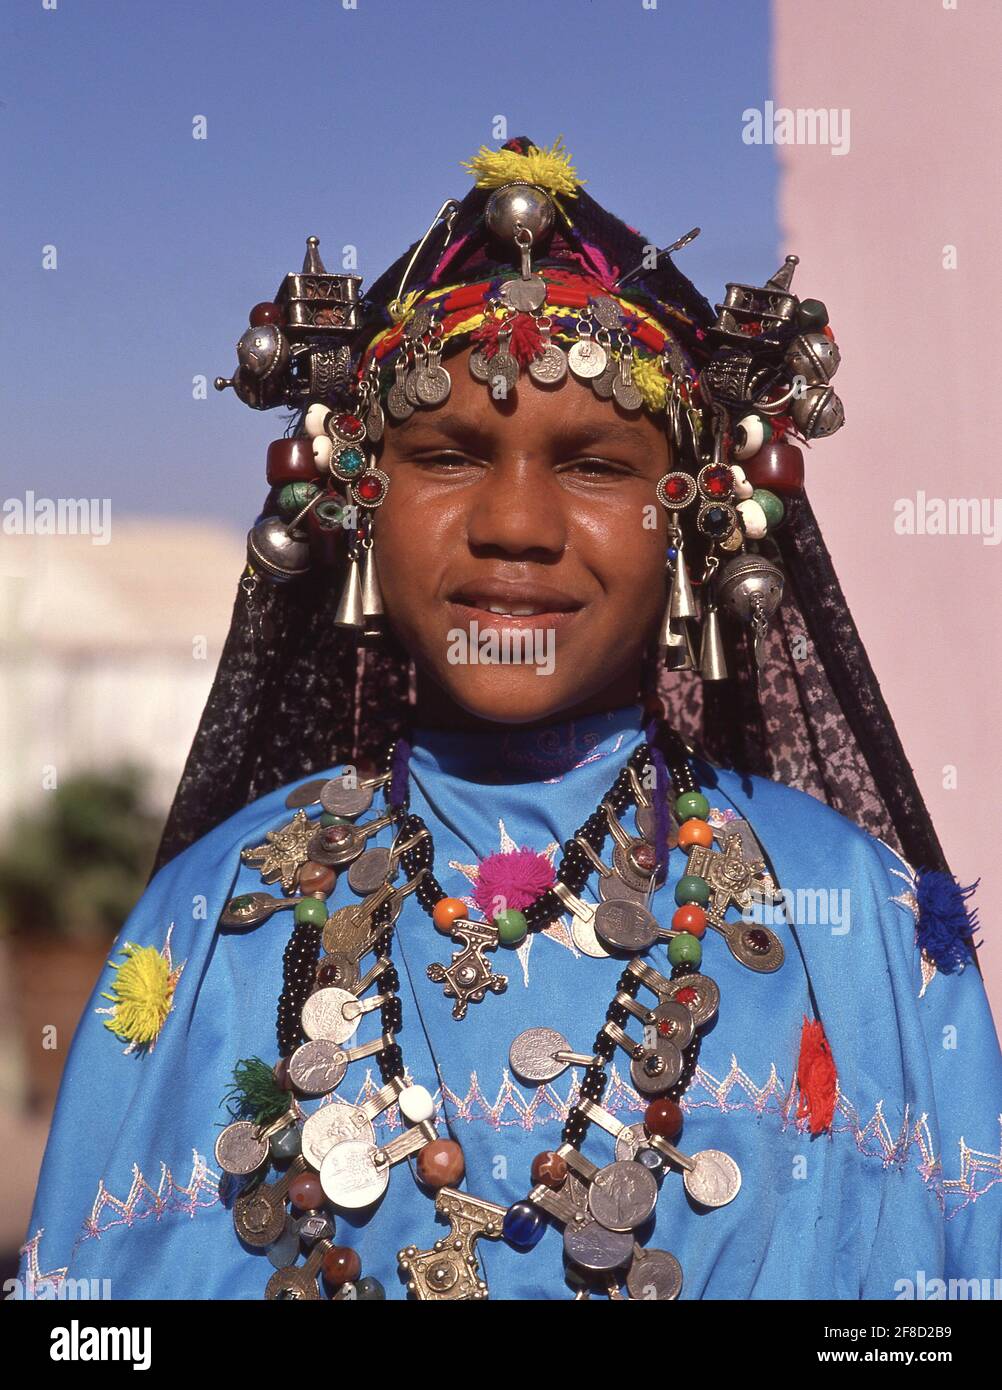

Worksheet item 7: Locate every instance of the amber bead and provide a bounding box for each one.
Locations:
[531,1150,568,1189]
[672,903,707,937]
[742,440,804,495]
[289,1172,324,1212]
[249,301,284,327]
[416,1139,465,1189]
[266,436,320,485]
[299,861,336,897]
[645,1097,683,1139]
[677,818,713,849]
[322,1245,361,1287]
[432,897,468,934]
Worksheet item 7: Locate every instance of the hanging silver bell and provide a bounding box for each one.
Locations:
[786,331,840,385]
[661,615,697,672]
[791,383,845,438]
[698,603,729,681]
[716,553,785,624]
[246,517,310,582]
[334,548,366,629]
[360,541,384,621]
[484,183,555,246]
[668,545,698,621]
[236,324,289,383]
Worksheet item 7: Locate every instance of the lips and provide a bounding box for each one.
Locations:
[446,579,584,629]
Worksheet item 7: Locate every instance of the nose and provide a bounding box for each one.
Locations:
[465,454,567,559]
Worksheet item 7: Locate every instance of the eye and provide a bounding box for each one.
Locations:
[410,450,480,470]
[560,457,634,477]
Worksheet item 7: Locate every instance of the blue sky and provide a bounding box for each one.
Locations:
[2,0,776,529]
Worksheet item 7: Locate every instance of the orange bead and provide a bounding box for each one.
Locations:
[672,904,707,937]
[416,1139,465,1189]
[432,896,468,934]
[677,818,713,849]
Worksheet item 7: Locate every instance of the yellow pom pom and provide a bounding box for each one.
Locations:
[387,288,422,325]
[462,136,583,198]
[101,942,178,1048]
[631,353,670,412]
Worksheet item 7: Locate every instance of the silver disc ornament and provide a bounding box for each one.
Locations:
[587,1161,658,1233]
[265,1266,319,1301]
[591,358,617,399]
[528,344,567,385]
[301,986,359,1045]
[288,1038,350,1094]
[683,1149,742,1208]
[508,1026,569,1083]
[285,778,330,810]
[307,823,366,868]
[468,349,491,383]
[234,1187,286,1248]
[320,776,373,818]
[644,999,695,1050]
[593,898,659,954]
[614,1121,649,1163]
[215,1121,269,1176]
[665,971,720,1029]
[630,1037,683,1096]
[415,364,452,405]
[563,1219,635,1274]
[488,350,519,394]
[302,1104,374,1170]
[570,911,611,958]
[626,1248,684,1301]
[319,1138,389,1209]
[726,922,785,973]
[568,337,608,380]
[598,873,648,906]
[612,839,662,893]
[500,276,546,312]
[612,372,643,412]
[347,846,391,896]
[316,952,360,994]
[220,891,294,929]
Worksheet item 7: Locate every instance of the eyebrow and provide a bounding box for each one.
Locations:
[390,414,653,451]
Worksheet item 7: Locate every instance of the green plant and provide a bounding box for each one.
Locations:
[0,767,162,941]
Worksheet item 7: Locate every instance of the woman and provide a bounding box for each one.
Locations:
[20,137,1002,1301]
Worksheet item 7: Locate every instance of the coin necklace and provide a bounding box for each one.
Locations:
[215,724,783,1299]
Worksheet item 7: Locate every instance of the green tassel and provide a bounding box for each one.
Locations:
[221,1056,289,1126]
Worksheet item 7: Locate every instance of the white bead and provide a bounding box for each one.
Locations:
[397,1084,435,1123]
[730,464,754,500]
[738,497,768,539]
[312,436,333,471]
[305,402,331,438]
[733,413,765,460]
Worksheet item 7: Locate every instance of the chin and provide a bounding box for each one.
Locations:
[432,665,592,727]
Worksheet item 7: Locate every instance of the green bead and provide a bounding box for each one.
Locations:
[294,897,328,926]
[494,909,528,946]
[675,874,710,907]
[797,297,829,330]
[277,481,319,517]
[675,791,709,822]
[752,487,785,529]
[336,446,365,476]
[319,813,351,828]
[668,932,702,967]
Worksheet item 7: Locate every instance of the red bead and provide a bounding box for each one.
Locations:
[322,1245,361,1287]
[672,904,707,937]
[644,1097,683,1139]
[355,475,384,504]
[333,413,364,437]
[416,1139,465,1189]
[531,1150,568,1188]
[742,440,804,495]
[321,825,352,849]
[299,861,336,896]
[664,475,691,501]
[266,436,319,485]
[249,301,284,327]
[289,1173,324,1211]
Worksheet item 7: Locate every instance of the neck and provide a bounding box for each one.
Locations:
[412,667,645,735]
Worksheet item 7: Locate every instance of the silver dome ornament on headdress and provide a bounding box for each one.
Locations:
[246,515,311,583]
[484,182,556,247]
[237,323,290,384]
[791,383,845,439]
[786,331,840,386]
[716,551,785,679]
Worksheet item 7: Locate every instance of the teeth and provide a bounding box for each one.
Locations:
[483,603,542,616]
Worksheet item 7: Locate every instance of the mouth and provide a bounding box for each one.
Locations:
[445,581,585,631]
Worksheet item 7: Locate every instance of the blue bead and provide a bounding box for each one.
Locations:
[503,1200,545,1250]
[667,546,678,561]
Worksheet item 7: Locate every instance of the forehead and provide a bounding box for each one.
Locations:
[383,345,668,453]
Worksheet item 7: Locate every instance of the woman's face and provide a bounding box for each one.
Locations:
[372,345,671,727]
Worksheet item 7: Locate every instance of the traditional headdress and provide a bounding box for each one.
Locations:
[161,136,976,973]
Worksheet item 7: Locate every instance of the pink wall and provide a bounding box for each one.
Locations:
[774,0,1001,1019]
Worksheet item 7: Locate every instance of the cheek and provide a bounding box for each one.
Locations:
[371,475,460,604]
[573,495,667,598]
